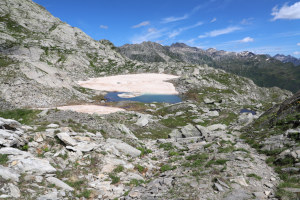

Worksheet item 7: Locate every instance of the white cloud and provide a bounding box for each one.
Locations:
[161,14,189,23]
[100,25,108,29]
[132,21,150,28]
[131,28,166,44]
[147,28,156,33]
[294,51,300,55]
[272,2,300,20]
[210,17,217,23]
[239,37,254,43]
[169,21,203,38]
[240,18,254,25]
[297,42,300,46]
[198,26,241,38]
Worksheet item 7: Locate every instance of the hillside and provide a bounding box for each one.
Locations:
[241,90,300,199]
[118,42,300,93]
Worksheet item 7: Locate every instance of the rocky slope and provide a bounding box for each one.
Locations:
[118,42,300,93]
[0,0,133,108]
[241,90,300,200]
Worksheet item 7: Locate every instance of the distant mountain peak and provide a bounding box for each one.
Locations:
[170,43,189,48]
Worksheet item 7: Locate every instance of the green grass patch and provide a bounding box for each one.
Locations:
[158,143,175,151]
[0,109,41,125]
[137,147,152,157]
[76,190,92,198]
[205,159,228,167]
[135,164,145,173]
[0,154,9,165]
[109,173,120,184]
[65,180,85,190]
[160,164,177,172]
[247,173,262,180]
[129,179,145,186]
[113,165,124,173]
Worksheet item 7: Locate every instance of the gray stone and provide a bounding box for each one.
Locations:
[116,124,138,140]
[46,124,59,128]
[223,189,252,200]
[0,117,21,129]
[204,98,215,104]
[168,129,182,138]
[281,167,299,173]
[253,192,265,199]
[181,124,201,138]
[66,142,98,152]
[214,183,224,192]
[135,114,149,127]
[207,124,227,131]
[13,157,56,174]
[0,147,31,156]
[0,165,20,182]
[106,138,141,157]
[206,110,219,117]
[37,191,58,200]
[193,118,204,123]
[8,183,20,198]
[56,132,77,146]
[46,177,74,191]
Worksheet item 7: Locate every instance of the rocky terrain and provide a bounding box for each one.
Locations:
[0,0,300,200]
[118,42,300,93]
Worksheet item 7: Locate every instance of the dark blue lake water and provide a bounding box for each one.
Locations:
[105,92,182,103]
[240,108,256,115]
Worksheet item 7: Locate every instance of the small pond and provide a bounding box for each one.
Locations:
[240,108,256,115]
[105,92,182,104]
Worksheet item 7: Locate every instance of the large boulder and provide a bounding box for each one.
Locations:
[104,138,141,157]
[180,124,202,138]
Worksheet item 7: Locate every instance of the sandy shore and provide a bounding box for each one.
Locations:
[78,73,179,94]
[57,105,125,115]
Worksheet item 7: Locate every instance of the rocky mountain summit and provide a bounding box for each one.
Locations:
[0,0,300,200]
[118,42,300,93]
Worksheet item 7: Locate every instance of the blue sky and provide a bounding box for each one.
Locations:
[33,0,300,57]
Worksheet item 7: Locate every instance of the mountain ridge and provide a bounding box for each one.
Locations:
[118,42,300,93]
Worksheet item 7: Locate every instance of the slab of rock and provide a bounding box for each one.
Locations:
[0,117,21,129]
[12,157,56,174]
[46,177,74,191]
[206,110,219,117]
[9,183,20,198]
[181,124,201,138]
[56,132,77,146]
[135,114,149,127]
[0,147,31,156]
[195,125,209,137]
[106,139,141,157]
[214,183,224,192]
[168,129,182,138]
[231,176,249,187]
[223,189,252,200]
[207,124,227,131]
[66,142,98,152]
[116,124,138,140]
[204,98,215,104]
[47,124,59,128]
[0,165,20,182]
[253,192,265,199]
[37,192,58,200]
